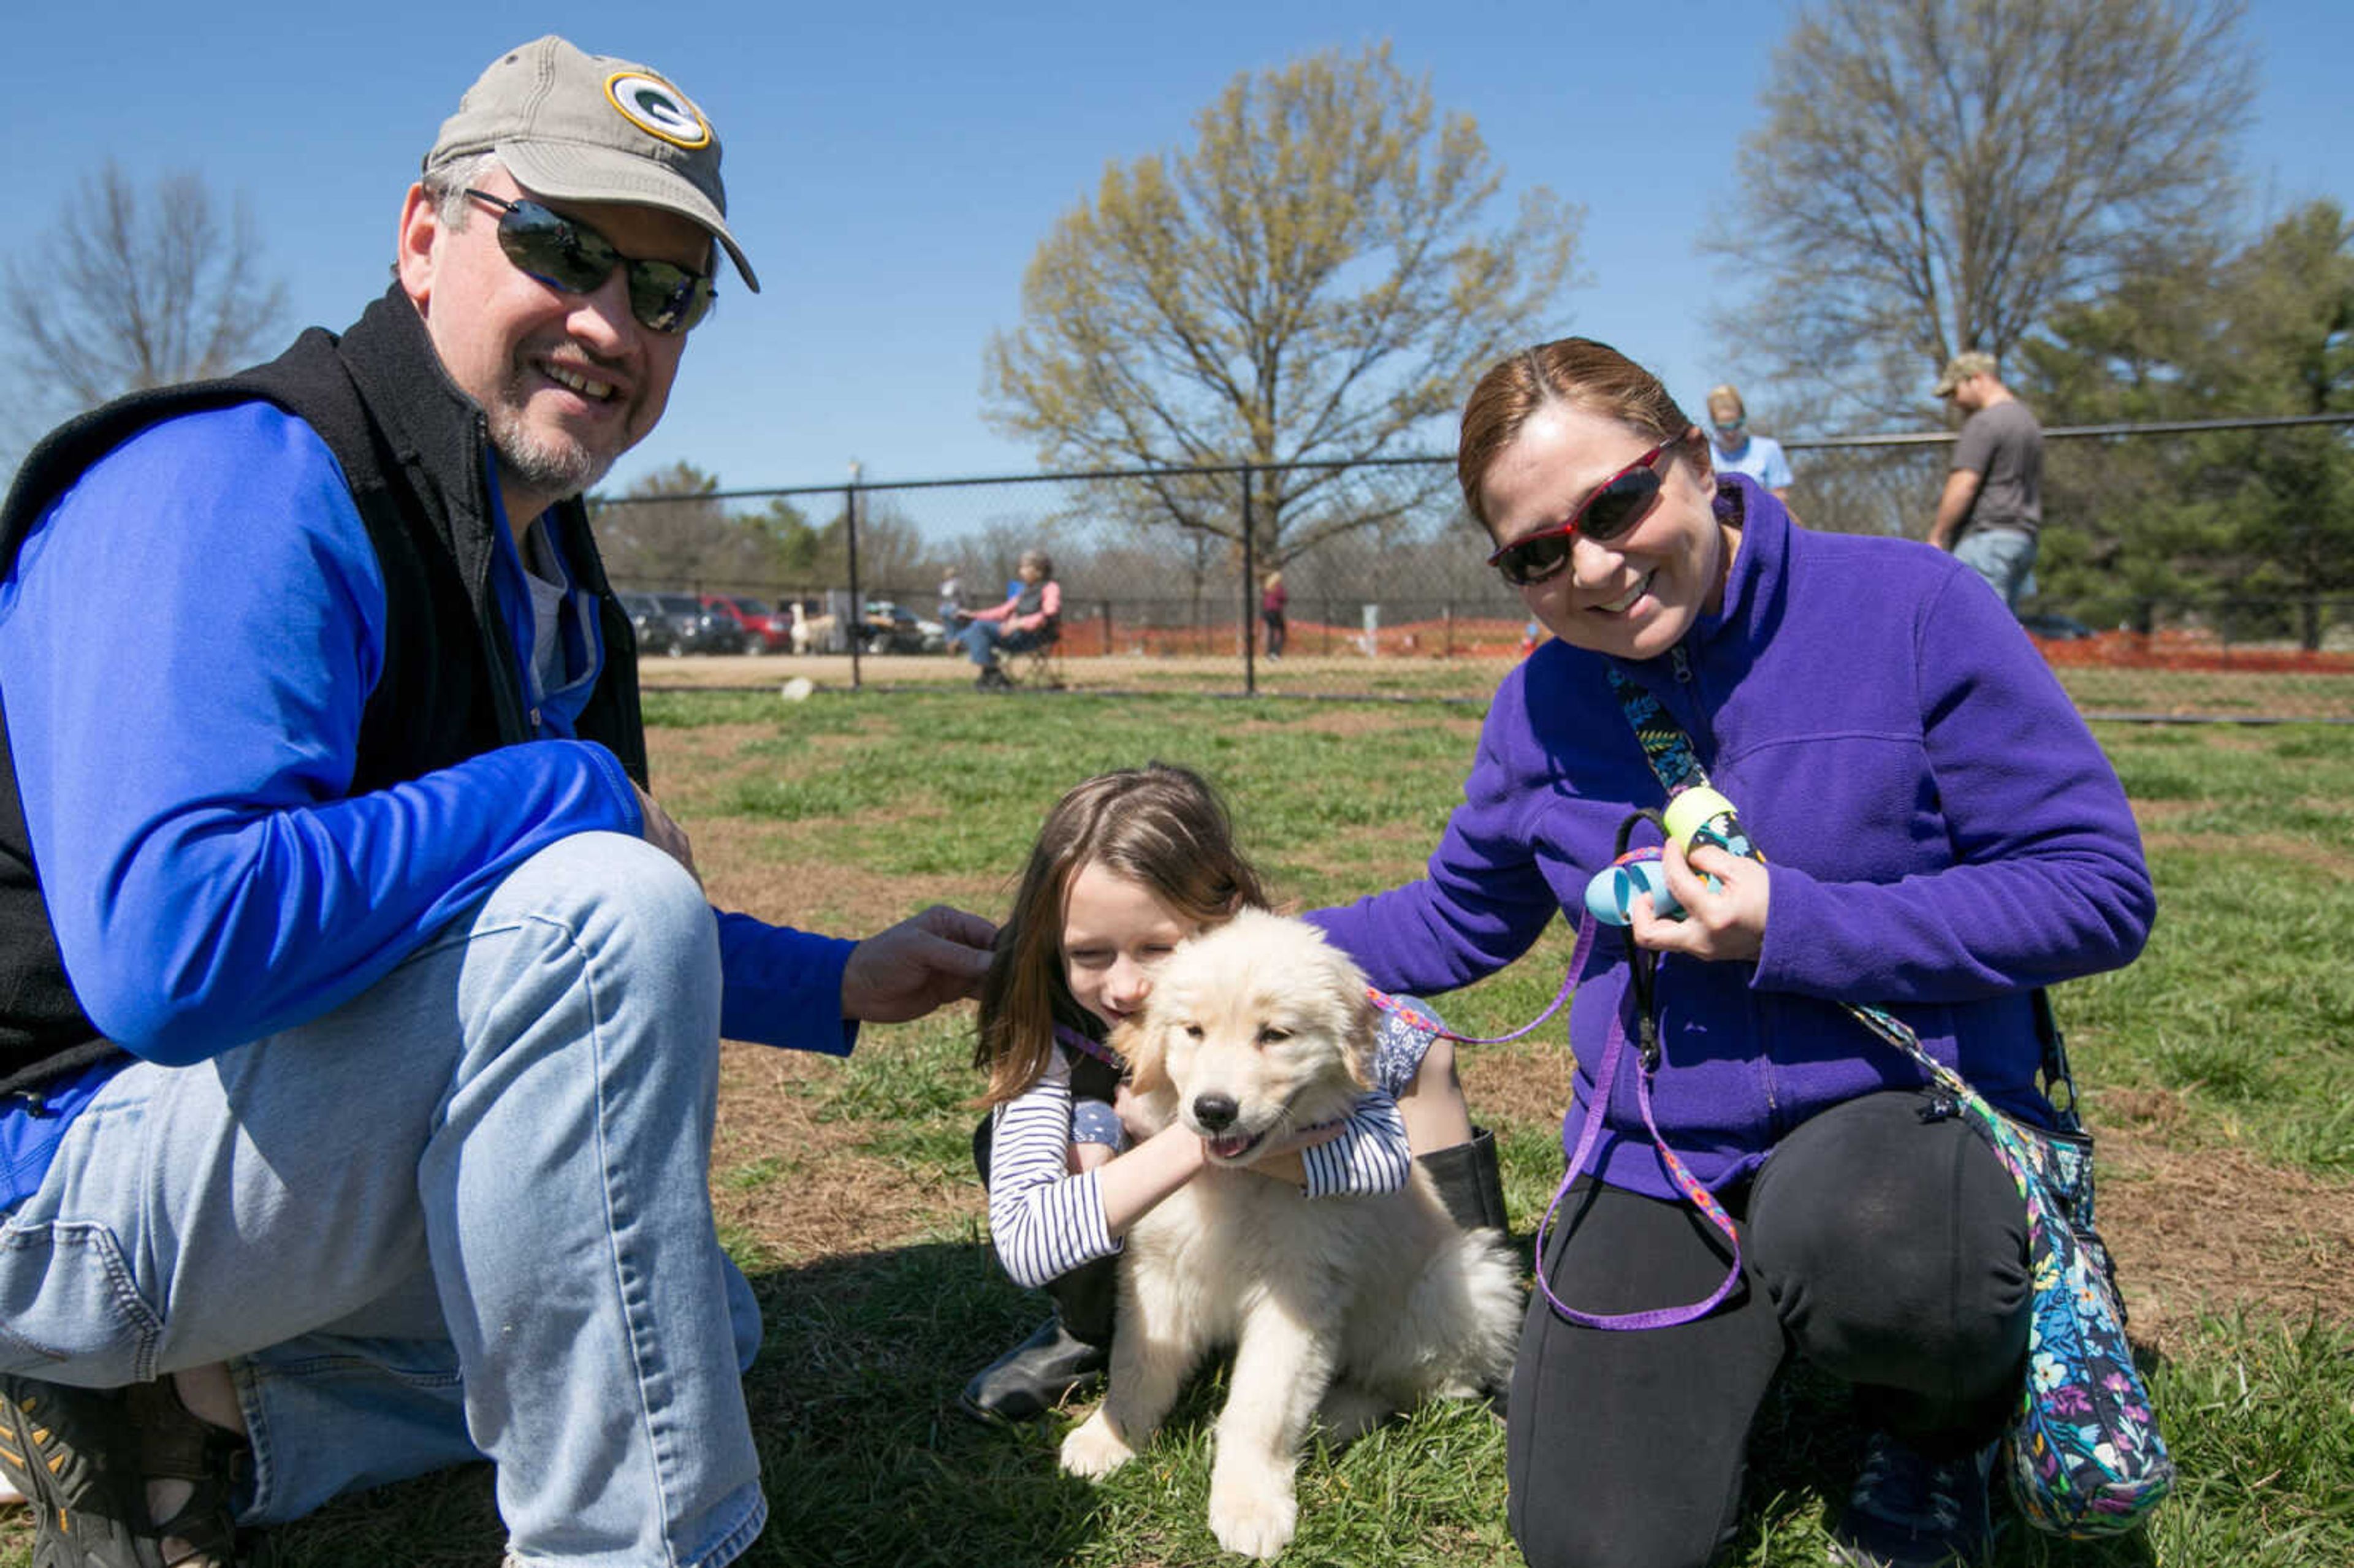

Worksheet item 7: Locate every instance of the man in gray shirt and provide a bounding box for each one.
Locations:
[1927,351,2044,607]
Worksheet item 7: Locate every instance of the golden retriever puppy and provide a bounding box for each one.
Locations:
[1058,909,1520,1559]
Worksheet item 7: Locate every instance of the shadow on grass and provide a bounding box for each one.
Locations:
[744,1240,1110,1568]
[245,1235,2189,1568]
[257,1240,1104,1568]
[1724,1350,2168,1568]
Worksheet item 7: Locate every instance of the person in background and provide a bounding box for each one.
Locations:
[1704,384,1792,502]
[1260,570,1288,660]
[0,36,992,1567]
[954,549,1061,690]
[1927,351,2045,609]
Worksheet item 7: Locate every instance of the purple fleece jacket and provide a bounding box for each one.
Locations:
[1309,480,2154,1201]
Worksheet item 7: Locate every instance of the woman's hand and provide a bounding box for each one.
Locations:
[1629,840,1769,963]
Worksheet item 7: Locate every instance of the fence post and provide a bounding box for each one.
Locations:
[1241,463,1257,696]
[845,465,863,690]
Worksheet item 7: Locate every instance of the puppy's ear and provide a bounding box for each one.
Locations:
[1118,1016,1171,1098]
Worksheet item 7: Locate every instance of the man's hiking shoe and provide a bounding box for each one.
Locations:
[1828,1429,1997,1568]
[958,1316,1107,1423]
[0,1372,250,1567]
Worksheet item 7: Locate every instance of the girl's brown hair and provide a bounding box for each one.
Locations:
[973,764,1267,1105]
[1455,338,1697,531]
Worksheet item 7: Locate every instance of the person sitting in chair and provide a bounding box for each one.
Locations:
[954,550,1059,690]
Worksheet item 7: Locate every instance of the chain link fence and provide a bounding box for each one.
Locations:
[604,415,2354,722]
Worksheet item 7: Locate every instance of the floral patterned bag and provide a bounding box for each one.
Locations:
[1843,1001,2174,1537]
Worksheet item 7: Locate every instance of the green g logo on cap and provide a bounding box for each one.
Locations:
[603,71,710,150]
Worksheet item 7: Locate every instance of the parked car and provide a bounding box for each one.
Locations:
[855,601,948,655]
[617,592,680,657]
[2017,611,2096,641]
[699,593,793,654]
[651,592,740,655]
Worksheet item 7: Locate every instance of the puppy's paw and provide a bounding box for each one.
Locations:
[1208,1470,1298,1560]
[1059,1411,1135,1479]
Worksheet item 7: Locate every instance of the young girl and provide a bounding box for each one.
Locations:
[959,763,1507,1423]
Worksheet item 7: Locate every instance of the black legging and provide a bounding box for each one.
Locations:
[1506,1088,2032,1568]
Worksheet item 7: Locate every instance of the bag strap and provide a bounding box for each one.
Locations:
[2032,988,2082,1133]
[1053,1022,1127,1072]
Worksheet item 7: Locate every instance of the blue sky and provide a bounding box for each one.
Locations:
[9,1,2348,493]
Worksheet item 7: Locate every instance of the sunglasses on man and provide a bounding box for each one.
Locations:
[1487,428,1694,588]
[467,190,716,335]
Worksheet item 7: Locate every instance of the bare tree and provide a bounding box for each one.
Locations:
[592,462,785,591]
[985,44,1582,566]
[4,161,292,421]
[1704,0,2255,425]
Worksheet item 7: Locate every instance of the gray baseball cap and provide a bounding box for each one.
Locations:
[425,36,758,292]
[1934,351,1998,397]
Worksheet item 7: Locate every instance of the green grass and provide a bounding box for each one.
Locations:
[111,693,2354,1567]
[2060,724,2354,1173]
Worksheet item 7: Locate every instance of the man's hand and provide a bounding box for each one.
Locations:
[839,905,996,1022]
[1629,841,1768,963]
[631,783,699,886]
[1929,468,1981,551]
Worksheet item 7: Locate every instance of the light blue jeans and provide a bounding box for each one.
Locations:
[1953,525,2039,609]
[0,832,766,1567]
[956,619,1046,668]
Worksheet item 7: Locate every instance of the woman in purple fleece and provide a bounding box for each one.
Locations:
[1308,341,2153,1568]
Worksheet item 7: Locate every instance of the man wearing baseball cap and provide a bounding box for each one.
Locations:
[0,37,991,1567]
[1927,349,2046,608]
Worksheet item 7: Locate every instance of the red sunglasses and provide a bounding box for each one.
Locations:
[1487,428,1693,587]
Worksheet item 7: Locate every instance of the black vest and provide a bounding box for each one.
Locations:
[0,284,649,1092]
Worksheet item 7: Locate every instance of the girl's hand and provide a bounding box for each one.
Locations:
[1069,1141,1116,1176]
[1112,1083,1165,1143]
[1629,841,1769,963]
[1094,1121,1209,1236]
[1246,1118,1347,1186]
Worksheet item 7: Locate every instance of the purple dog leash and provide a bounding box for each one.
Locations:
[1417,916,1743,1332]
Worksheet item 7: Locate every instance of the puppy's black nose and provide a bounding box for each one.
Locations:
[1192,1093,1238,1131]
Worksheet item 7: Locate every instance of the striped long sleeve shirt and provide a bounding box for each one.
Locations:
[985,1043,1414,1289]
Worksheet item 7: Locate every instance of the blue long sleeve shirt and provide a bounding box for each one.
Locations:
[0,404,855,1206]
